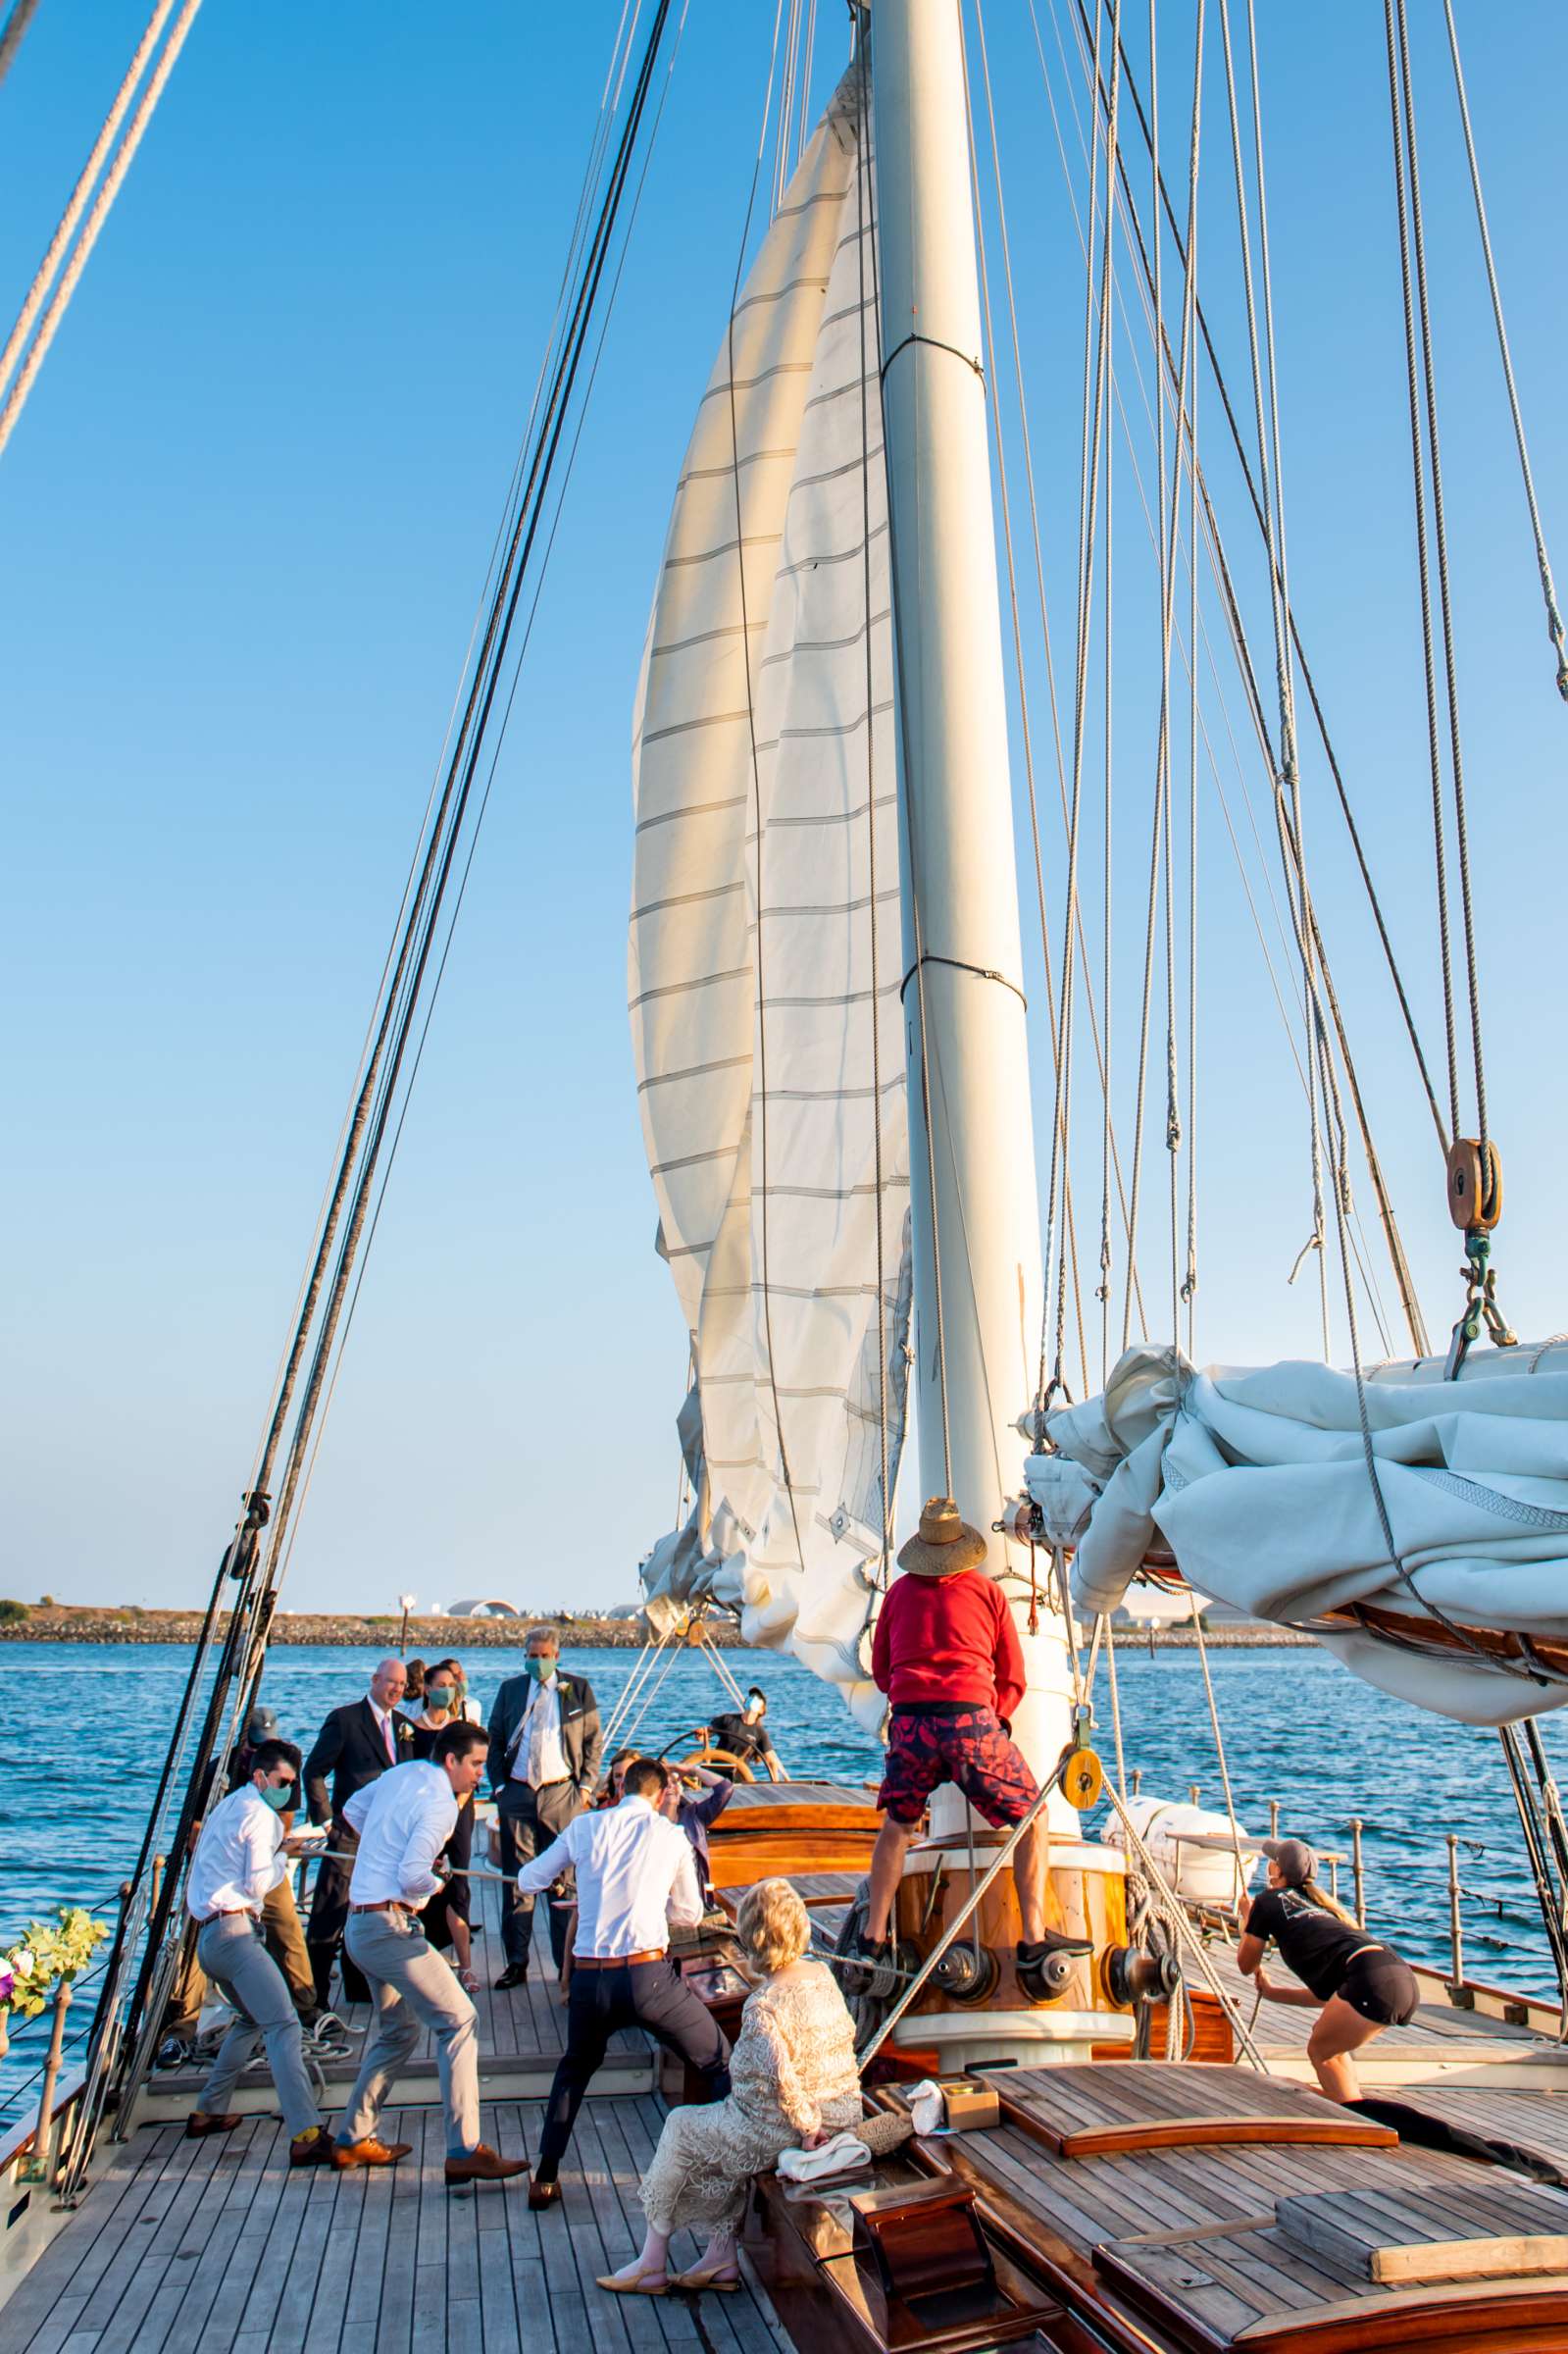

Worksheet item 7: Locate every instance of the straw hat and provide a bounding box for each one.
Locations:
[896,1495,987,1579]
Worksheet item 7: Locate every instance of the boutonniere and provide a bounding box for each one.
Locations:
[397,1721,415,1749]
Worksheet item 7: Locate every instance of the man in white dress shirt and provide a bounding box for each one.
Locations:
[332,1722,529,2187]
[520,1757,731,2211]
[182,1739,330,2165]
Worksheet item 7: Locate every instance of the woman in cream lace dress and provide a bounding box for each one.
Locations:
[598,1876,865,2295]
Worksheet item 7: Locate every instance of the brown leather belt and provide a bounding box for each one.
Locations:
[574,1949,666,1970]
[350,1901,408,1916]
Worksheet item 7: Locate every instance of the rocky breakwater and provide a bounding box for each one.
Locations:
[0,1604,745,1647]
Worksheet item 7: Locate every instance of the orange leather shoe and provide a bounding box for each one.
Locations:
[444,2144,530,2187]
[331,2136,412,2170]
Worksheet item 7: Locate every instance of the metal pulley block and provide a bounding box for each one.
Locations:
[1446,1136,1502,1231]
[1059,1742,1104,1812]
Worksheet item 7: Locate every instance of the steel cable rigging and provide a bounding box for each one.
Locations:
[76,0,681,2175]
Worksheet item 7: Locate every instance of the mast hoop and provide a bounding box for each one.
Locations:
[898,951,1026,1012]
[879,329,985,384]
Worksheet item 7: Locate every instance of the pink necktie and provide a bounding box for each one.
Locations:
[383,1714,395,1764]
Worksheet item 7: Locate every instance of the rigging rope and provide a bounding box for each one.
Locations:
[1041,0,1121,1408]
[1441,0,1568,703]
[1388,0,1490,1169]
[724,0,812,1587]
[852,24,893,1588]
[89,0,683,2165]
[0,0,203,464]
[0,0,176,410]
[0,0,40,92]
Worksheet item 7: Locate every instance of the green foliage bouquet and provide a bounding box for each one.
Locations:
[0,1909,108,2041]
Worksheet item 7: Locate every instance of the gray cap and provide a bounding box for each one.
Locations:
[1261,1836,1316,1886]
[246,1704,280,1743]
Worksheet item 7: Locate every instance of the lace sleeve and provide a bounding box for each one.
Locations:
[751,2003,821,2139]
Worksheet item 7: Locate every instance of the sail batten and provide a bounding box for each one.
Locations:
[631,69,908,1731]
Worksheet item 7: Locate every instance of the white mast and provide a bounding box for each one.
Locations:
[870,0,1074,1814]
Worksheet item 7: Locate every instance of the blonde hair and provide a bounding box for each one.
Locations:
[735,1877,811,1974]
[1296,1873,1359,1927]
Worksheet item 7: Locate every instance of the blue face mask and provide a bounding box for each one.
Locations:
[259,1781,294,1814]
[526,1656,554,1684]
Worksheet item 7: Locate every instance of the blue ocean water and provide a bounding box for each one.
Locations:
[3,1637,1564,2120]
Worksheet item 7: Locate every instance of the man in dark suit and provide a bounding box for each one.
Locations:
[303,1657,417,2007]
[488,1628,602,1988]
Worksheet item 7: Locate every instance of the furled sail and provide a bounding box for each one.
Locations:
[1037,1343,1568,1725]
[629,69,908,1735]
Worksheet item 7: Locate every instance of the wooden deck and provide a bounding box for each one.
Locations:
[0,2095,789,2354]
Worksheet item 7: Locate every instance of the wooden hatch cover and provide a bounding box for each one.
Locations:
[991,2062,1397,2159]
[1275,2178,1568,2283]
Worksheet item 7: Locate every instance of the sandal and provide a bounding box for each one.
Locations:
[669,2263,740,2293]
[595,2270,669,2296]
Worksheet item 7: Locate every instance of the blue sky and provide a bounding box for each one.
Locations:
[2,2,1564,1615]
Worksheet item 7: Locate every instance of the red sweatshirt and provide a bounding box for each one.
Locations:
[871,1567,1026,1724]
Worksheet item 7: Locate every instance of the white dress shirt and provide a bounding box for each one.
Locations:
[367,1696,399,1766]
[509,1672,568,1787]
[516,1795,701,1957]
[186,1785,288,1920]
[344,1761,457,1906]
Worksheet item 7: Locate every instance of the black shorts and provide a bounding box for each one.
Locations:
[1339,1945,1419,2027]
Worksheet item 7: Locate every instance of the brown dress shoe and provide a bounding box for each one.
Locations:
[331,2136,413,2171]
[289,2127,334,2168]
[184,2112,241,2139]
[528,2177,560,2211]
[444,2143,530,2187]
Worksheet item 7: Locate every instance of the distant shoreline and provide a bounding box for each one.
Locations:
[2,1606,1313,1650]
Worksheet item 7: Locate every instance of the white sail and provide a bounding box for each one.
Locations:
[1038,1343,1568,1724]
[630,71,908,1734]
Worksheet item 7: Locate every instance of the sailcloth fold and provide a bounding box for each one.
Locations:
[630,71,908,1734]
[1043,1343,1568,1724]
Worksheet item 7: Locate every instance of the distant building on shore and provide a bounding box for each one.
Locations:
[444,1597,524,1619]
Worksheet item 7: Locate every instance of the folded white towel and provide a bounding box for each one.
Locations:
[776,2130,873,2183]
[905,2076,946,2136]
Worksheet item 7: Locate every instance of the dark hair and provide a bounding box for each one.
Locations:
[430,1657,464,1683]
[431,1720,488,1767]
[251,1738,302,1782]
[624,1758,666,1802]
[403,1658,427,1700]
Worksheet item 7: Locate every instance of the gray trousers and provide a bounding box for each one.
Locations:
[195,1915,320,2138]
[339,1908,479,2157]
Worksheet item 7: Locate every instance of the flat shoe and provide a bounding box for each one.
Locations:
[331,2136,412,2170]
[595,2272,668,2296]
[184,2112,241,2138]
[669,2266,740,2292]
[528,2178,561,2212]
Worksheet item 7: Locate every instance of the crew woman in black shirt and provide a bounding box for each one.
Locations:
[1236,1835,1419,2102]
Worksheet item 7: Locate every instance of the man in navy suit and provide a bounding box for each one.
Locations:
[303,1657,417,2006]
[488,1629,602,1987]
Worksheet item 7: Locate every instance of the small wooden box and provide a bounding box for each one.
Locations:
[850,2180,994,2302]
[936,2078,1000,2132]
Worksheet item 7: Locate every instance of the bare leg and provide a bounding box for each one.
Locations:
[865,1817,917,1941]
[698,2225,738,2274]
[1011,1817,1048,1945]
[1306,1996,1383,2103]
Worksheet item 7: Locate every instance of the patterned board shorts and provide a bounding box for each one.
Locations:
[877,1705,1040,1828]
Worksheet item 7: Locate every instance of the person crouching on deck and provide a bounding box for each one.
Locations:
[1237,1836,1420,2102]
[858,1496,1090,1999]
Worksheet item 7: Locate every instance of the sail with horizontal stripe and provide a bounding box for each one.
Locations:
[629,68,908,1733]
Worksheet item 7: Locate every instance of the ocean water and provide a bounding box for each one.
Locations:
[4,1637,1565,2119]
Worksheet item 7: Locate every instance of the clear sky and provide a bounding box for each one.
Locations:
[2,2,1564,1616]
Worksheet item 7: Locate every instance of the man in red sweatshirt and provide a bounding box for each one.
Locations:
[861,1496,1090,1996]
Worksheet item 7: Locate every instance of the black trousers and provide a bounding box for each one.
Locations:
[495,1779,580,1970]
[306,1827,371,2008]
[535,1959,731,2182]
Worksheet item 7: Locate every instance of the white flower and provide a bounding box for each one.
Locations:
[10,1949,35,1976]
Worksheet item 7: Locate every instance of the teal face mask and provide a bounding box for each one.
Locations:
[525,1656,554,1683]
[260,1782,294,1814]
[427,1685,457,1713]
